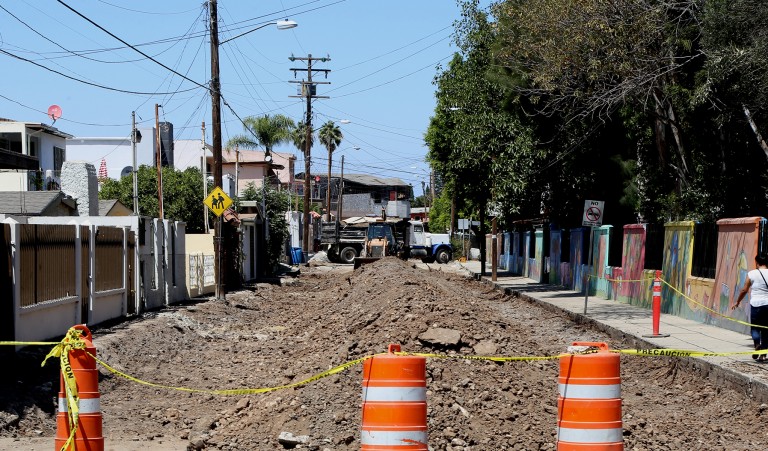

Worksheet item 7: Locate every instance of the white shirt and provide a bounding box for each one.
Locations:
[748,269,768,307]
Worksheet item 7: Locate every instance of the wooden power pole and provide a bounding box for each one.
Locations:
[289,54,331,255]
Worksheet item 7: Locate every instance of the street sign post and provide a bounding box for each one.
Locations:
[582,200,605,314]
[204,186,233,217]
[203,186,233,300]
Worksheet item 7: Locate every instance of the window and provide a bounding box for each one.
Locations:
[0,132,22,153]
[53,147,65,171]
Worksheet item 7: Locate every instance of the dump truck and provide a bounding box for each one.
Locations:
[320,219,368,264]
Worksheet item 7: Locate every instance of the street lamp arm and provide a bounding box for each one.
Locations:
[220,20,297,44]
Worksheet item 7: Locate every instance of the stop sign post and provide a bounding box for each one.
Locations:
[582,200,605,314]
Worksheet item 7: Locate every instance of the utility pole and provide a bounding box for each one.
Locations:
[209,0,226,299]
[289,54,331,255]
[131,111,139,216]
[201,121,209,234]
[155,103,164,219]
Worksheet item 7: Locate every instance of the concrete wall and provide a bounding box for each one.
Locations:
[660,221,695,316]
[185,232,215,298]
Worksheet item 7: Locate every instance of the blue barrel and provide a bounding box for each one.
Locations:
[291,247,304,264]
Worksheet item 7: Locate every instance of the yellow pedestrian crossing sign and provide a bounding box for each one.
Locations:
[204,186,233,217]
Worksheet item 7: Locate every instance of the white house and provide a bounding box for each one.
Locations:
[0,119,72,191]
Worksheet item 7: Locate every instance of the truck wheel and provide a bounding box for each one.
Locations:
[339,247,358,264]
[435,248,452,264]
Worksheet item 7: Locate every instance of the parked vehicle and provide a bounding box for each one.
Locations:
[320,220,368,264]
[408,220,453,264]
[323,217,454,266]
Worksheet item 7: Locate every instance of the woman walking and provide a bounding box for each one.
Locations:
[733,254,768,361]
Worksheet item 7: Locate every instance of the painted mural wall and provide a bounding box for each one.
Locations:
[532,229,544,282]
[706,218,763,334]
[570,228,586,292]
[498,216,767,337]
[619,225,647,304]
[549,228,562,285]
[660,222,695,317]
[594,226,612,297]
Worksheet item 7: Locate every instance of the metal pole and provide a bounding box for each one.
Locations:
[131,111,139,216]
[583,226,595,314]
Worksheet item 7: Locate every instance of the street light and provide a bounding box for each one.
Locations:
[209,0,296,298]
[220,20,297,44]
[131,111,142,216]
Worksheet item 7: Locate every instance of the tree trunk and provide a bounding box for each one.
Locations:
[743,104,768,158]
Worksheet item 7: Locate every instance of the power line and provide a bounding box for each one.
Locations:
[0,48,200,96]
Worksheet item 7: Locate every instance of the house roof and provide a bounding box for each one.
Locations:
[0,191,76,215]
[336,173,411,187]
[99,199,132,216]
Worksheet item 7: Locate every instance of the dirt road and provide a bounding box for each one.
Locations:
[2,258,767,450]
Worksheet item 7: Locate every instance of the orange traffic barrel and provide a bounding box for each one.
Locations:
[557,342,623,450]
[362,344,428,450]
[55,325,104,451]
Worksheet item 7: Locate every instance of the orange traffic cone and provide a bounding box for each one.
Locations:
[557,342,623,450]
[361,344,428,450]
[55,325,104,451]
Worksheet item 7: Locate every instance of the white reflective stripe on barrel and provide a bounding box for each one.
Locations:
[58,397,101,413]
[558,383,621,399]
[557,427,623,443]
[361,430,428,446]
[362,386,426,402]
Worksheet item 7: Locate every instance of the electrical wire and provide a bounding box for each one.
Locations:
[0,48,201,96]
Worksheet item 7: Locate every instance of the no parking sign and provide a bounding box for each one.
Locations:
[582,200,604,227]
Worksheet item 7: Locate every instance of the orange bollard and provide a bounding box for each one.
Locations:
[557,342,623,450]
[361,344,427,450]
[55,325,104,451]
[643,271,670,338]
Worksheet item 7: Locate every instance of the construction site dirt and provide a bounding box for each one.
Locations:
[2,257,768,450]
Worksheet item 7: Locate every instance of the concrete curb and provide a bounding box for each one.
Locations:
[469,270,768,403]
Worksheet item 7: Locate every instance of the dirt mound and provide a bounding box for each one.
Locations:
[2,257,767,450]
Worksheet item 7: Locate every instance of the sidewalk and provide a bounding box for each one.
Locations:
[456,260,768,402]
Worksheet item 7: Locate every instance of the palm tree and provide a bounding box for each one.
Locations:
[318,121,343,219]
[226,114,296,154]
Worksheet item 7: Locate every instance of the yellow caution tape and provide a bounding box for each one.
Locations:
[659,279,768,330]
[396,351,564,361]
[616,348,768,358]
[40,327,86,451]
[92,352,382,396]
[587,274,655,284]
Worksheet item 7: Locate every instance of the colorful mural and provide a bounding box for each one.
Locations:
[511,232,521,274]
[531,228,544,282]
[571,228,586,292]
[523,231,532,278]
[708,218,763,334]
[594,226,611,297]
[549,228,562,285]
[619,225,647,304]
[660,222,694,317]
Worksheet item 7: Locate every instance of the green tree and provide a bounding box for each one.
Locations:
[318,121,343,215]
[240,182,290,273]
[99,165,206,232]
[226,114,296,155]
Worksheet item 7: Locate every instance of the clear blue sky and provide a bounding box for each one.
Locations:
[0,0,483,192]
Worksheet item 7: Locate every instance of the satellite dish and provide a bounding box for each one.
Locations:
[120,166,133,178]
[47,105,62,124]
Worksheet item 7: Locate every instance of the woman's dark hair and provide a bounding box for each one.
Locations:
[756,253,768,266]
